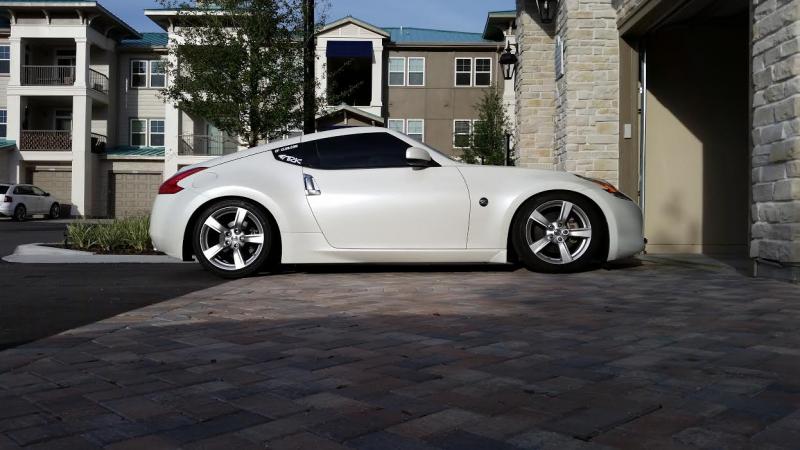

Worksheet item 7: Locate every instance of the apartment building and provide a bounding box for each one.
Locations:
[0,1,515,219]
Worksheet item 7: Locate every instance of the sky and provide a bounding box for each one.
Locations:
[104,0,515,34]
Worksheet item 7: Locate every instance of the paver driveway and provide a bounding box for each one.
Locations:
[0,256,798,450]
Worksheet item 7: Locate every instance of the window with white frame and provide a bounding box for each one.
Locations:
[455,58,472,87]
[0,46,9,75]
[150,60,166,88]
[149,120,165,147]
[0,109,7,138]
[387,119,405,133]
[131,60,148,88]
[453,120,472,148]
[406,119,424,142]
[474,58,492,86]
[130,119,147,146]
[407,57,425,86]
[131,60,166,88]
[388,57,405,86]
[130,119,165,147]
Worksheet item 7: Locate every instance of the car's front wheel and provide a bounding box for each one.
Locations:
[511,192,605,273]
[192,199,272,279]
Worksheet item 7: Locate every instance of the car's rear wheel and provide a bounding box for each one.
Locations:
[49,203,60,219]
[12,205,26,222]
[511,192,605,273]
[192,199,271,279]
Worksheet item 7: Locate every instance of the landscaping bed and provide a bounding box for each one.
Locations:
[62,217,163,255]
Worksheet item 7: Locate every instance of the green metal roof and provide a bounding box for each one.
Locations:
[383,27,493,44]
[104,146,165,157]
[0,139,15,149]
[483,10,516,41]
[120,32,168,49]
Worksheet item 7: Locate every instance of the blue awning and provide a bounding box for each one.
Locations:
[326,41,373,58]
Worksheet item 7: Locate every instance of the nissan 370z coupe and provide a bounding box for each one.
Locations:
[150,127,645,278]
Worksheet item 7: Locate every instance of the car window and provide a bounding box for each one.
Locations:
[14,186,34,195]
[271,141,319,167]
[313,133,411,170]
[0,185,9,194]
[31,186,45,196]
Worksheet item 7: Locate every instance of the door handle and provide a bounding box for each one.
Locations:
[304,174,321,196]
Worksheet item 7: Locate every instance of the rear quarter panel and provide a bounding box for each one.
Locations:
[190,152,321,235]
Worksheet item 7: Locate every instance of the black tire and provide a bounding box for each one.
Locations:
[192,199,272,279]
[12,205,26,222]
[511,192,606,273]
[49,203,61,219]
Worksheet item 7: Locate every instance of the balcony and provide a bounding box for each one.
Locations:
[20,130,72,151]
[90,69,109,94]
[22,66,76,87]
[179,134,239,156]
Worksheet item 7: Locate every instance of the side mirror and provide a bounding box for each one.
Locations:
[44,192,51,197]
[406,147,432,168]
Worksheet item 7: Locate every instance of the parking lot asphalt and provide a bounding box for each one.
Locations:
[0,218,224,350]
[0,254,796,449]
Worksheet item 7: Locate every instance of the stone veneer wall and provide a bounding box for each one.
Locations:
[556,0,621,186]
[751,0,800,281]
[515,0,557,170]
[515,0,620,185]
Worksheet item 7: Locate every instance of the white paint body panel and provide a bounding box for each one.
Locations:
[150,128,645,265]
[304,166,470,249]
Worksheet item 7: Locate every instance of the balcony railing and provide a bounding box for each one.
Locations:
[91,133,107,154]
[179,134,239,156]
[22,65,75,86]
[20,130,72,151]
[90,69,109,94]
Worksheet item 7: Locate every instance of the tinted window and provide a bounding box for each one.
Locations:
[0,184,9,194]
[14,186,34,195]
[271,141,318,167]
[314,133,411,170]
[32,186,45,196]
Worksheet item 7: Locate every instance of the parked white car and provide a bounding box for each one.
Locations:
[0,183,62,221]
[150,127,645,278]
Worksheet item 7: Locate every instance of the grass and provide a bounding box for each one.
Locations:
[65,216,156,254]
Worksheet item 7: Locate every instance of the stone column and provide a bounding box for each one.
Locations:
[71,95,92,216]
[751,0,800,282]
[553,0,620,186]
[515,0,556,170]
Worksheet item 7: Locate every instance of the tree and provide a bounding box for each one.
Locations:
[462,87,511,165]
[159,0,323,148]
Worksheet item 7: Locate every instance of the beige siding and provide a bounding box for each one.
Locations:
[386,48,503,157]
[116,52,166,148]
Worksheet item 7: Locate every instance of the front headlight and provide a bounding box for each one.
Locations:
[575,175,632,201]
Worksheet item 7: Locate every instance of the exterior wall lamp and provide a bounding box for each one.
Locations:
[536,0,557,24]
[499,44,518,81]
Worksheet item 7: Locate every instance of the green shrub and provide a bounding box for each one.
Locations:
[66,217,153,254]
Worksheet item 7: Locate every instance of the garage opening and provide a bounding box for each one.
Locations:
[108,172,162,219]
[628,0,751,255]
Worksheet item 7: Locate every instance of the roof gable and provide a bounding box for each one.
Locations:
[318,16,389,39]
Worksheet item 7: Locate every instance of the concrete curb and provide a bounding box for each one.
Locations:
[2,243,186,264]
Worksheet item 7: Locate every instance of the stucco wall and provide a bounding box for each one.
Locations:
[751,0,800,280]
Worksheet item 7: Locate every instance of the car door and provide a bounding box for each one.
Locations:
[302,132,470,249]
[13,186,38,213]
[31,186,49,213]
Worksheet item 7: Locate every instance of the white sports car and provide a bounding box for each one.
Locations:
[150,127,645,278]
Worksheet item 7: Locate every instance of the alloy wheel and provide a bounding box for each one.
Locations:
[198,206,266,271]
[525,200,593,265]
